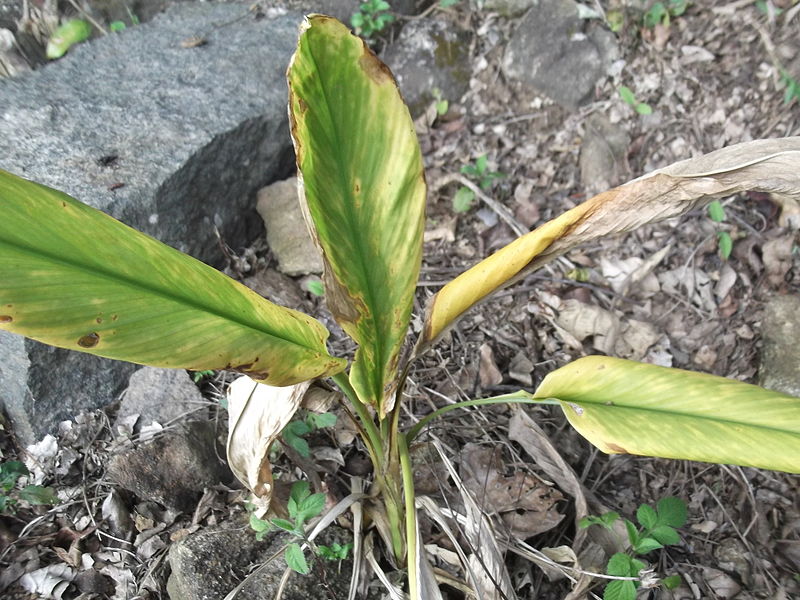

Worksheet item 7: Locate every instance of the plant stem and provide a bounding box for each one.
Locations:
[398,432,418,598]
[332,372,383,464]
[406,391,560,442]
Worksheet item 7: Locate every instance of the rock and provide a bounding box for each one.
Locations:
[475,0,538,16]
[382,17,472,117]
[759,294,800,397]
[0,3,306,444]
[107,420,230,512]
[256,177,323,276]
[579,113,630,196]
[167,521,355,600]
[502,0,619,109]
[115,367,205,430]
[243,268,307,309]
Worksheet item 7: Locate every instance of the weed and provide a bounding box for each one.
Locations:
[454,154,504,212]
[46,19,92,60]
[618,85,653,115]
[580,496,687,600]
[781,69,800,106]
[351,0,394,38]
[432,87,449,117]
[306,279,325,297]
[0,460,58,513]
[281,411,337,458]
[707,199,733,260]
[643,0,689,29]
[191,369,215,383]
[249,480,328,574]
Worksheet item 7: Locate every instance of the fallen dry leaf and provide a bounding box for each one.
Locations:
[460,443,564,539]
[478,343,503,387]
[555,299,621,354]
[226,376,310,515]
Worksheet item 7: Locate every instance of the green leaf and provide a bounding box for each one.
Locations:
[306,412,337,429]
[440,0,460,7]
[624,519,640,547]
[602,511,621,527]
[717,231,733,260]
[656,496,687,527]
[306,280,325,297]
[618,86,637,106]
[249,512,271,533]
[663,574,682,589]
[532,356,800,473]
[633,536,663,554]
[285,543,310,574]
[288,16,426,415]
[651,524,681,546]
[109,21,127,32]
[631,557,646,573]
[607,552,635,577]
[637,503,658,530]
[453,187,475,213]
[475,155,488,174]
[270,518,298,533]
[635,102,653,115]
[290,480,311,505]
[707,199,726,222]
[46,19,91,59]
[0,171,346,387]
[296,492,326,525]
[604,580,636,600]
[17,485,58,506]
[0,461,29,492]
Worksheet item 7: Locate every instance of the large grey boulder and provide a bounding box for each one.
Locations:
[0,2,306,444]
[502,0,618,108]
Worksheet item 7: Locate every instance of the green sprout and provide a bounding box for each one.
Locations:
[0,460,58,513]
[282,411,337,458]
[643,0,689,29]
[707,200,733,260]
[580,496,687,600]
[351,0,394,38]
[453,155,504,213]
[618,86,653,115]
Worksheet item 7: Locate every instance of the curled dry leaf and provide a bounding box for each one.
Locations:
[459,443,564,539]
[226,375,311,514]
[417,137,800,352]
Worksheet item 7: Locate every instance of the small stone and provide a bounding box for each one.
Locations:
[502,0,619,109]
[579,113,630,196]
[760,294,800,397]
[107,421,230,513]
[115,367,204,430]
[508,351,534,386]
[382,17,472,117]
[167,521,356,600]
[256,178,323,276]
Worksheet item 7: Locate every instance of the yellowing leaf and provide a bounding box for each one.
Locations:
[533,356,800,474]
[288,16,426,414]
[417,138,800,352]
[226,376,311,514]
[0,170,346,386]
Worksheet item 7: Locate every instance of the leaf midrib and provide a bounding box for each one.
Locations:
[0,238,321,352]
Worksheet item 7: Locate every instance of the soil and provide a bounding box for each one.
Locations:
[1,1,799,599]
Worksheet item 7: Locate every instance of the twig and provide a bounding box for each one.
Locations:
[433,172,527,237]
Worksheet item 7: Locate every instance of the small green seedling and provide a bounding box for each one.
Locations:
[643,0,689,29]
[618,86,653,115]
[580,496,687,600]
[351,0,394,38]
[282,411,337,458]
[46,19,92,59]
[249,480,327,574]
[439,0,460,7]
[318,541,354,561]
[306,279,325,297]
[454,155,504,213]
[780,69,800,106]
[707,200,733,260]
[432,87,449,117]
[192,369,215,383]
[0,460,58,513]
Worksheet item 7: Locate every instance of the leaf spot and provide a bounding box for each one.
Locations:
[567,402,584,416]
[0,315,12,323]
[358,49,392,85]
[77,332,100,348]
[607,443,628,454]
